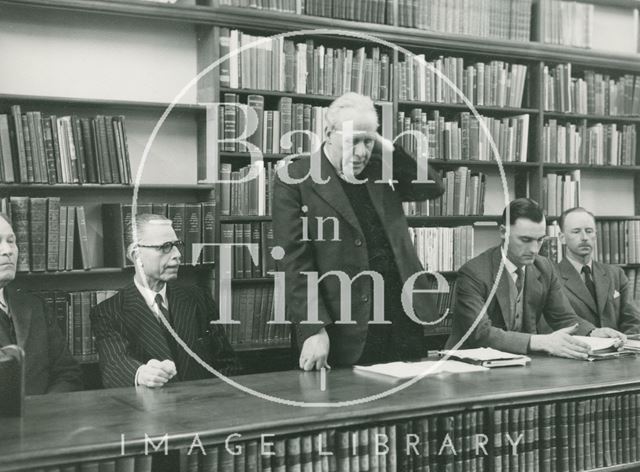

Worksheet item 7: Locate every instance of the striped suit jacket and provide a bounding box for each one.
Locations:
[91,282,240,388]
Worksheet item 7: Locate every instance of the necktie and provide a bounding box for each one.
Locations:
[515,267,524,296]
[155,294,178,360]
[0,309,16,345]
[582,265,597,303]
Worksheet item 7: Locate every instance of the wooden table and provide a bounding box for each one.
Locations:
[2,355,640,471]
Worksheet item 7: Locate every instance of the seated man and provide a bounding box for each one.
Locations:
[92,213,240,388]
[0,214,82,395]
[556,207,640,334]
[446,198,624,358]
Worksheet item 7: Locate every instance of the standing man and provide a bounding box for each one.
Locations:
[92,213,240,388]
[273,92,444,371]
[556,207,640,334]
[446,198,624,358]
[0,213,82,395]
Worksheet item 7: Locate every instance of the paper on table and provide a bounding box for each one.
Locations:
[572,336,618,352]
[354,360,488,380]
[440,347,527,361]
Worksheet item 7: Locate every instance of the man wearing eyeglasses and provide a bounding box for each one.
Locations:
[91,213,240,388]
[446,198,624,358]
[555,207,640,334]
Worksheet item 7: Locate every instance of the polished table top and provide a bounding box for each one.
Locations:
[2,355,640,470]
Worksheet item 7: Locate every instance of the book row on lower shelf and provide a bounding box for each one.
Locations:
[409,225,474,273]
[402,167,487,216]
[0,197,91,272]
[542,120,637,166]
[397,110,530,163]
[542,171,581,217]
[37,289,117,362]
[543,65,640,116]
[542,222,640,272]
[221,222,275,279]
[0,106,132,185]
[182,390,640,472]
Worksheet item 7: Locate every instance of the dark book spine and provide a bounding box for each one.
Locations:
[101,204,127,268]
[58,206,68,272]
[95,116,113,184]
[184,203,202,265]
[103,115,120,183]
[167,203,186,260]
[10,197,30,272]
[71,116,87,183]
[42,118,58,184]
[46,197,61,272]
[75,206,92,270]
[21,114,35,183]
[10,106,27,182]
[79,118,98,183]
[65,206,76,270]
[201,201,216,264]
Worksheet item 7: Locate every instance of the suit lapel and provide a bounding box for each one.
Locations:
[523,263,544,333]
[5,286,32,347]
[491,248,513,329]
[593,261,611,320]
[309,148,363,234]
[558,259,598,315]
[167,284,199,378]
[121,283,173,361]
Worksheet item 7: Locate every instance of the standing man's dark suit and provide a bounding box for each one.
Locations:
[446,246,595,353]
[274,143,444,366]
[91,282,239,388]
[557,258,640,335]
[0,286,83,395]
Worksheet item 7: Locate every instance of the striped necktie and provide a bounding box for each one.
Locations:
[0,303,16,345]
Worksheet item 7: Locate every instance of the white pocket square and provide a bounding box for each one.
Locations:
[614,290,620,299]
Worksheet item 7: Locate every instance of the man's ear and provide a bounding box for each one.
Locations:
[126,243,138,264]
[558,231,566,245]
[499,224,507,242]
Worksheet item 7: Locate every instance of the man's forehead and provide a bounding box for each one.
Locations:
[565,211,596,228]
[137,221,177,241]
[511,218,546,235]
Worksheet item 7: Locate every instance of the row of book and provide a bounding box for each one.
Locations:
[428,276,456,336]
[542,121,637,167]
[220,223,275,279]
[397,0,532,42]
[219,29,392,100]
[0,106,132,184]
[397,110,530,163]
[540,0,595,49]
[37,290,116,362]
[219,162,275,217]
[225,285,290,347]
[219,94,326,155]
[543,66,640,116]
[102,202,217,268]
[594,220,640,266]
[403,168,487,216]
[219,0,393,24]
[409,226,474,272]
[624,268,640,303]
[542,171,581,217]
[1,197,91,272]
[397,58,528,108]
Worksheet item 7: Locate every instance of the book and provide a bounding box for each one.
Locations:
[354,360,488,379]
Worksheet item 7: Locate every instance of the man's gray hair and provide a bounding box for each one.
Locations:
[125,213,172,260]
[325,92,378,133]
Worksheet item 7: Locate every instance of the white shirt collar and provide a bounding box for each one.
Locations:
[501,248,524,276]
[566,254,593,275]
[133,277,167,311]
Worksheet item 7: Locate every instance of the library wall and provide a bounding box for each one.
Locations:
[580,172,636,216]
[0,5,198,104]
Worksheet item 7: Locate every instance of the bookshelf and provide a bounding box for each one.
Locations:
[1,0,639,374]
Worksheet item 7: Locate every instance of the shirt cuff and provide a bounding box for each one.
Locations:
[134,365,143,387]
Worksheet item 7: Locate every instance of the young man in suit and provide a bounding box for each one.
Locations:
[0,214,82,395]
[92,213,239,388]
[446,198,625,358]
[273,92,445,371]
[556,207,640,334]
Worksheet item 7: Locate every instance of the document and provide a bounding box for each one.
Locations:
[439,347,531,367]
[354,360,488,380]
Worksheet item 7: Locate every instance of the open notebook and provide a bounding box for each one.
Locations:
[354,360,488,380]
[439,347,531,367]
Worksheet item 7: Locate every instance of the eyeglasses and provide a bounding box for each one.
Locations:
[137,240,184,254]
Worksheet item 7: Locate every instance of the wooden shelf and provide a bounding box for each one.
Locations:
[4,0,640,71]
[428,159,539,169]
[15,264,214,277]
[0,93,206,112]
[542,163,640,173]
[0,183,216,190]
[219,151,288,160]
[232,277,274,284]
[220,215,272,222]
[398,100,538,115]
[233,342,290,352]
[220,87,390,105]
[543,111,640,123]
[407,215,499,225]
